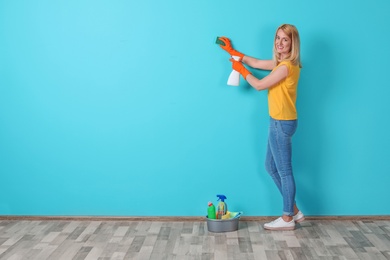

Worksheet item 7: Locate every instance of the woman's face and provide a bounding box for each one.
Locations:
[275,29,292,58]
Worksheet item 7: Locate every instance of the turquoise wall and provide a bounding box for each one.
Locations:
[1,0,389,216]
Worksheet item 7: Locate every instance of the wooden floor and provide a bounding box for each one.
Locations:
[1,218,390,260]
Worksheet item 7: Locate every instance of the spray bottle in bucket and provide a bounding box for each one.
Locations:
[216,195,228,219]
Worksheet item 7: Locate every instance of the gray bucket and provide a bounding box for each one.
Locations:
[206,217,240,232]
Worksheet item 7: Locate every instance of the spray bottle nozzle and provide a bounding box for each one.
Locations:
[216,194,227,202]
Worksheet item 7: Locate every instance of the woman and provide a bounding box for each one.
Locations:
[219,24,305,231]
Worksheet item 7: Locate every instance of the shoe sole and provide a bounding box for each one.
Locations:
[294,216,305,223]
[263,225,295,231]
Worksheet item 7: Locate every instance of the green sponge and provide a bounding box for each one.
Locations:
[215,37,225,46]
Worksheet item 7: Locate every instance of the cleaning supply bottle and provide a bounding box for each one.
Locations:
[227,56,240,86]
[207,202,216,219]
[216,194,228,219]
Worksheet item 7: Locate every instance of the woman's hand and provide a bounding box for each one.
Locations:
[218,37,244,60]
[230,58,251,79]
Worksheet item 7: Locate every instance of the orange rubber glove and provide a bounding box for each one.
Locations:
[218,37,244,60]
[230,58,251,79]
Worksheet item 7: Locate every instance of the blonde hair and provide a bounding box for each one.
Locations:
[273,24,302,68]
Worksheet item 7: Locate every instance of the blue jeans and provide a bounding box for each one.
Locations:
[265,117,298,216]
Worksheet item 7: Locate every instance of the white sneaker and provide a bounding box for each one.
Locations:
[264,217,295,231]
[293,211,305,223]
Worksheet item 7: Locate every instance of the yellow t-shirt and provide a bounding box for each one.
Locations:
[268,61,300,120]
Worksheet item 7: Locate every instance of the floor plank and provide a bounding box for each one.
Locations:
[0,219,390,259]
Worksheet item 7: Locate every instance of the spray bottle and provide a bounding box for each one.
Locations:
[226,56,240,86]
[216,194,228,219]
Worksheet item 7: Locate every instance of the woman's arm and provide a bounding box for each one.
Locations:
[246,65,288,91]
[242,56,275,70]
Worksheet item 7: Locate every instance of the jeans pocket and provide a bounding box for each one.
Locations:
[280,120,297,136]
